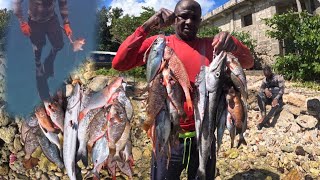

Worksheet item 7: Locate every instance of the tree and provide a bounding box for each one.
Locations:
[95,6,123,52]
[110,7,174,43]
[264,11,320,81]
[0,9,11,51]
[197,26,221,38]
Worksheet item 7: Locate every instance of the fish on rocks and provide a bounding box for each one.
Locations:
[87,109,108,154]
[38,124,62,156]
[36,129,64,169]
[90,135,109,180]
[107,99,129,158]
[44,100,64,132]
[78,77,123,120]
[76,90,101,166]
[63,83,82,180]
[35,106,56,132]
[144,34,166,83]
[117,90,134,121]
[77,106,101,166]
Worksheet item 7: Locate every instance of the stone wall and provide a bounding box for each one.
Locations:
[202,0,281,69]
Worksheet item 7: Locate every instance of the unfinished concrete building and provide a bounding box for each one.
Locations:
[201,0,320,68]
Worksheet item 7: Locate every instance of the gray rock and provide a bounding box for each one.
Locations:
[295,146,306,156]
[295,115,318,129]
[88,75,108,92]
[278,110,295,126]
[289,122,300,133]
[0,126,16,144]
[306,97,320,116]
[284,104,301,116]
[0,106,10,127]
[13,137,22,151]
[281,145,294,153]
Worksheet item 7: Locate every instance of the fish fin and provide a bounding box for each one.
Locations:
[78,110,87,121]
[237,136,247,148]
[113,152,121,162]
[76,150,88,167]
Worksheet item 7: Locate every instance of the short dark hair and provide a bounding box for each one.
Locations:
[174,0,202,14]
[263,65,272,73]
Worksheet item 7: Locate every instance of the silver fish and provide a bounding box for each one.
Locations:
[145,34,166,82]
[91,135,109,179]
[194,66,207,149]
[77,108,101,166]
[117,90,133,121]
[216,97,227,152]
[197,51,226,179]
[39,124,62,157]
[155,107,171,157]
[63,83,81,180]
[37,129,64,169]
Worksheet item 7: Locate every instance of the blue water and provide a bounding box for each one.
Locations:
[5,0,97,116]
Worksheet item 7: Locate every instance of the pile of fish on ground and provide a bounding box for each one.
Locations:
[21,77,134,180]
[143,34,249,179]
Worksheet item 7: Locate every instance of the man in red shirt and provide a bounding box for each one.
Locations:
[113,0,253,179]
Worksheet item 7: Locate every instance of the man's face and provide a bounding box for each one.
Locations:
[264,70,272,79]
[174,1,202,41]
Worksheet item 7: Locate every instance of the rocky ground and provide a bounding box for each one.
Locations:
[0,61,319,180]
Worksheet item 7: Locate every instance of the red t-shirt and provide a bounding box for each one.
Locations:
[113,26,254,131]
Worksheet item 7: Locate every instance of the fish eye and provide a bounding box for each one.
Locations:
[215,72,220,77]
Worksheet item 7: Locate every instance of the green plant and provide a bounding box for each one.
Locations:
[95,66,146,79]
[197,26,221,38]
[231,31,257,53]
[264,10,320,81]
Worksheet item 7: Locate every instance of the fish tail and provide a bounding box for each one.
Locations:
[76,150,88,167]
[237,135,247,148]
[93,170,100,180]
[182,86,193,111]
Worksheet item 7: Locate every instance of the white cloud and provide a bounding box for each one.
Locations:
[109,0,215,16]
[0,0,11,9]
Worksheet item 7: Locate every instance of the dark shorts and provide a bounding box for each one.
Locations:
[151,136,216,180]
[28,14,64,50]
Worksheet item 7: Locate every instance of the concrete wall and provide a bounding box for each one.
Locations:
[201,0,320,69]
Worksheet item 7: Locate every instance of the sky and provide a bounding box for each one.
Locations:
[103,0,229,16]
[0,0,11,9]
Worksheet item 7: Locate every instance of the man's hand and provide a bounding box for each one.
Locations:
[64,24,72,37]
[264,88,272,98]
[20,22,31,37]
[142,8,175,32]
[212,31,237,54]
[272,98,279,107]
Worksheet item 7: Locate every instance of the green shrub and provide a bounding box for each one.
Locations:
[231,31,257,53]
[264,11,320,81]
[95,66,146,79]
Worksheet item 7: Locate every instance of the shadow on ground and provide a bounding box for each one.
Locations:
[229,169,280,180]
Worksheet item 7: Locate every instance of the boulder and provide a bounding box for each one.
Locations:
[284,92,306,107]
[306,97,320,116]
[88,75,109,92]
[295,115,318,129]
